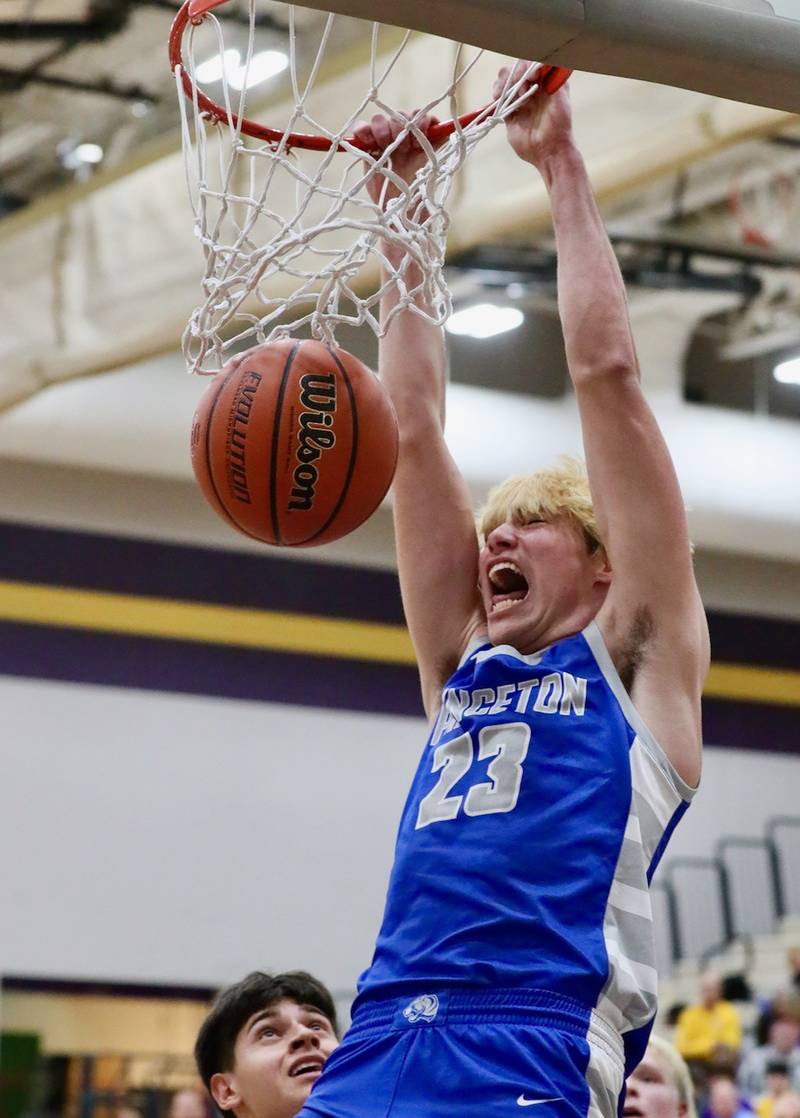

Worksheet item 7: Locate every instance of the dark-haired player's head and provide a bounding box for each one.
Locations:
[195,971,339,1118]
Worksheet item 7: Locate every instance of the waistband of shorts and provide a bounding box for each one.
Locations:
[348,988,605,1039]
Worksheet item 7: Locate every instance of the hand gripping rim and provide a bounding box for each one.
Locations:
[169,0,572,152]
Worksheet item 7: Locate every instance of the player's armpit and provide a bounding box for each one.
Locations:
[603,605,707,792]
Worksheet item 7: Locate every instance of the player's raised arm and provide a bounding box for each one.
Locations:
[353,114,485,719]
[497,68,709,787]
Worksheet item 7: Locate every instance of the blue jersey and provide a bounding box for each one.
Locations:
[356,621,696,1075]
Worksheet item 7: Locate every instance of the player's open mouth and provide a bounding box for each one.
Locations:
[289,1058,325,1079]
[622,1105,643,1118]
[488,560,529,613]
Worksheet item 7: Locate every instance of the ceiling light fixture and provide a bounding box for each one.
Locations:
[773,356,800,385]
[195,49,240,84]
[227,50,289,90]
[74,143,104,165]
[195,48,288,91]
[58,140,104,170]
[446,303,525,340]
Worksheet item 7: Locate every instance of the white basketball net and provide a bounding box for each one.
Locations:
[175,2,548,375]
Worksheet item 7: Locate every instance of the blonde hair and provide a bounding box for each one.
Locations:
[477,457,602,554]
[646,1034,698,1118]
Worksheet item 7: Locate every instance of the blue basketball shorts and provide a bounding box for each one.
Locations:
[298,989,625,1118]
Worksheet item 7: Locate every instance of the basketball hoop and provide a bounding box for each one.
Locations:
[170,0,571,374]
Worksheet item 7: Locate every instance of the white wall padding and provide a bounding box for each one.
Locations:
[1,671,799,989]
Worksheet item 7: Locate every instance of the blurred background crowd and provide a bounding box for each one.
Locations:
[666,948,800,1118]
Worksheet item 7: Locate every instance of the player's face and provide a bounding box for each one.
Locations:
[625,1050,686,1118]
[213,999,338,1118]
[479,514,609,651]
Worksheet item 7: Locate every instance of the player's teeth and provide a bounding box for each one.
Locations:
[489,561,523,589]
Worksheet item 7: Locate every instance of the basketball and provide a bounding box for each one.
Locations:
[190,338,399,547]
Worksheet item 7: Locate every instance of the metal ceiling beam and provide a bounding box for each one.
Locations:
[0,68,160,102]
[450,237,766,298]
[0,0,133,39]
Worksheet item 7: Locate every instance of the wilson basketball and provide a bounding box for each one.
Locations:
[190,339,399,547]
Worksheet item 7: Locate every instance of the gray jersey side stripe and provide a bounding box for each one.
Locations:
[632,791,670,867]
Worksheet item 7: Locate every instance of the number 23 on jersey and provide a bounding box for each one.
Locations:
[416,722,531,829]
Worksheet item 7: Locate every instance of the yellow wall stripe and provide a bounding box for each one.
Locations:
[0,580,416,666]
[704,662,800,707]
[0,579,798,707]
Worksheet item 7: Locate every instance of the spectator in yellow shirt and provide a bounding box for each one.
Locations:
[768,1092,800,1118]
[674,973,743,1065]
[756,1061,793,1118]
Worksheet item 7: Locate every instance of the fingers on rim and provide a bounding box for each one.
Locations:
[368,112,396,149]
[495,59,539,92]
[405,113,438,143]
[355,109,443,153]
[367,110,444,153]
[352,120,374,145]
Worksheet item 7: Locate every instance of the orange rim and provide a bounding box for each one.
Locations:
[169,0,572,152]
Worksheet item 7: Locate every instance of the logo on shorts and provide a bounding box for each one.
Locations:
[402,994,440,1024]
[517,1097,563,1108]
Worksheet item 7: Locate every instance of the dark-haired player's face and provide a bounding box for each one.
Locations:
[211,999,338,1118]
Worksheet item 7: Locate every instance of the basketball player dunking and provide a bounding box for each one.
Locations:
[299,66,709,1118]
